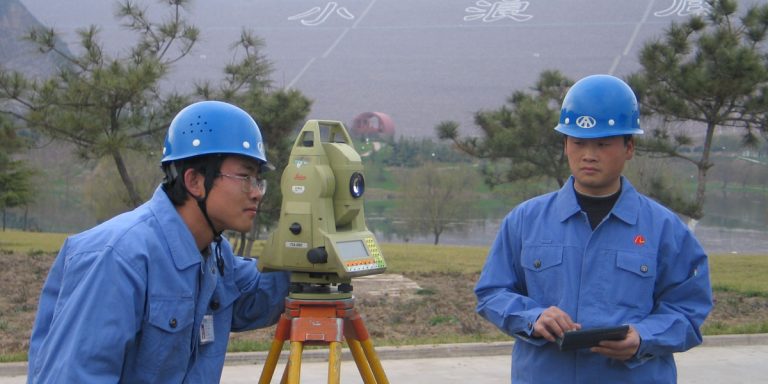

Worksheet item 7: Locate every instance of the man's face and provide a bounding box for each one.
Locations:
[206,155,264,233]
[564,135,633,196]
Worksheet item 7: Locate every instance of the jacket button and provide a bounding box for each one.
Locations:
[210,300,220,310]
[640,265,649,273]
[169,318,177,328]
[533,260,542,269]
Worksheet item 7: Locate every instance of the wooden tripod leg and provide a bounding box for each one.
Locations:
[347,338,377,384]
[258,339,285,384]
[359,339,389,384]
[286,341,303,384]
[328,341,343,384]
[279,361,290,384]
[349,312,390,384]
[259,315,291,384]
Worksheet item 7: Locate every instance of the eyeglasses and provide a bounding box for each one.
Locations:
[218,173,267,194]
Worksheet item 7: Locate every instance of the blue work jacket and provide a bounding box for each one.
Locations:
[475,177,713,383]
[28,186,289,383]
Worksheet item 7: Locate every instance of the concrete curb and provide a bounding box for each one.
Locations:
[224,341,515,366]
[223,333,768,366]
[4,334,767,377]
[700,333,768,347]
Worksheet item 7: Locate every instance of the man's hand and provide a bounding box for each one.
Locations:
[532,306,581,342]
[591,325,640,361]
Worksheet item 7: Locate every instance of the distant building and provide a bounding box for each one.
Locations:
[351,112,395,140]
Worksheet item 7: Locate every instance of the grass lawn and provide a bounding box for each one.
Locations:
[1,230,766,362]
[0,230,69,254]
[2,228,767,295]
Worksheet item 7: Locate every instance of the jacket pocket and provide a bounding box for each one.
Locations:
[613,251,656,310]
[148,296,195,332]
[521,246,564,306]
[134,296,195,377]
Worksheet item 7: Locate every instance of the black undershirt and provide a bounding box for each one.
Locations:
[575,188,621,230]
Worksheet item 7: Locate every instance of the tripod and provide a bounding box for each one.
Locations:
[258,296,389,384]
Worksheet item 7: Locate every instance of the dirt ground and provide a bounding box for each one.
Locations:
[1,251,767,358]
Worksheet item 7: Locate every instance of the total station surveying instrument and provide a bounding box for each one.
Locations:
[257,120,389,384]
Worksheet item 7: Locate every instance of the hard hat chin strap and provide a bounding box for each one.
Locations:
[167,157,227,276]
[192,161,226,276]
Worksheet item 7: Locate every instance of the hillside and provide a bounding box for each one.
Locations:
[16,0,766,137]
[2,0,766,237]
[0,0,69,77]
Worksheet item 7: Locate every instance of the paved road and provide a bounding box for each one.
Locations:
[223,345,768,384]
[4,334,767,383]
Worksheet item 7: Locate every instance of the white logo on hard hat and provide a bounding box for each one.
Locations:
[576,116,597,129]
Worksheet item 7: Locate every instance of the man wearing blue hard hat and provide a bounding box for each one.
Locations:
[28,101,290,383]
[475,75,713,383]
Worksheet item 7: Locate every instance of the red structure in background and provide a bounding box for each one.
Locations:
[351,112,395,139]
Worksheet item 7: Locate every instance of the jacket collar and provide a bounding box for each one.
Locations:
[555,176,639,225]
[148,186,202,270]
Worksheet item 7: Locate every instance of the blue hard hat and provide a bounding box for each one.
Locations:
[554,74,643,138]
[161,100,268,164]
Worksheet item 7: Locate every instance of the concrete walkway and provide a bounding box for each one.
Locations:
[4,334,767,383]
